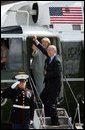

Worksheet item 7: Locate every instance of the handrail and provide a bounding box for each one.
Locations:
[29,75,46,127]
[63,75,81,126]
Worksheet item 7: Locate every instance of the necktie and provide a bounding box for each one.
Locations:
[49,58,52,64]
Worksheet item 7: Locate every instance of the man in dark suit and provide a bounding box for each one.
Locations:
[1,73,35,129]
[40,45,62,125]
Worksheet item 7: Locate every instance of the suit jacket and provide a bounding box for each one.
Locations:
[41,55,62,104]
[33,41,48,57]
[33,40,62,103]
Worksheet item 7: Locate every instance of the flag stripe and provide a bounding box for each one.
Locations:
[62,7,82,9]
[50,18,83,20]
[50,17,82,19]
[50,21,83,23]
[63,12,82,14]
[49,7,83,24]
[50,19,83,21]
[50,15,82,18]
[50,22,83,24]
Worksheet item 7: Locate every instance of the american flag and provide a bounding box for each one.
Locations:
[49,7,83,24]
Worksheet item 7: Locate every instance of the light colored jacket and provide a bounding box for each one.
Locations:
[31,49,46,94]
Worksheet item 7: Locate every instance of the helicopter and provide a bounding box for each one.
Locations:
[1,1,84,129]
